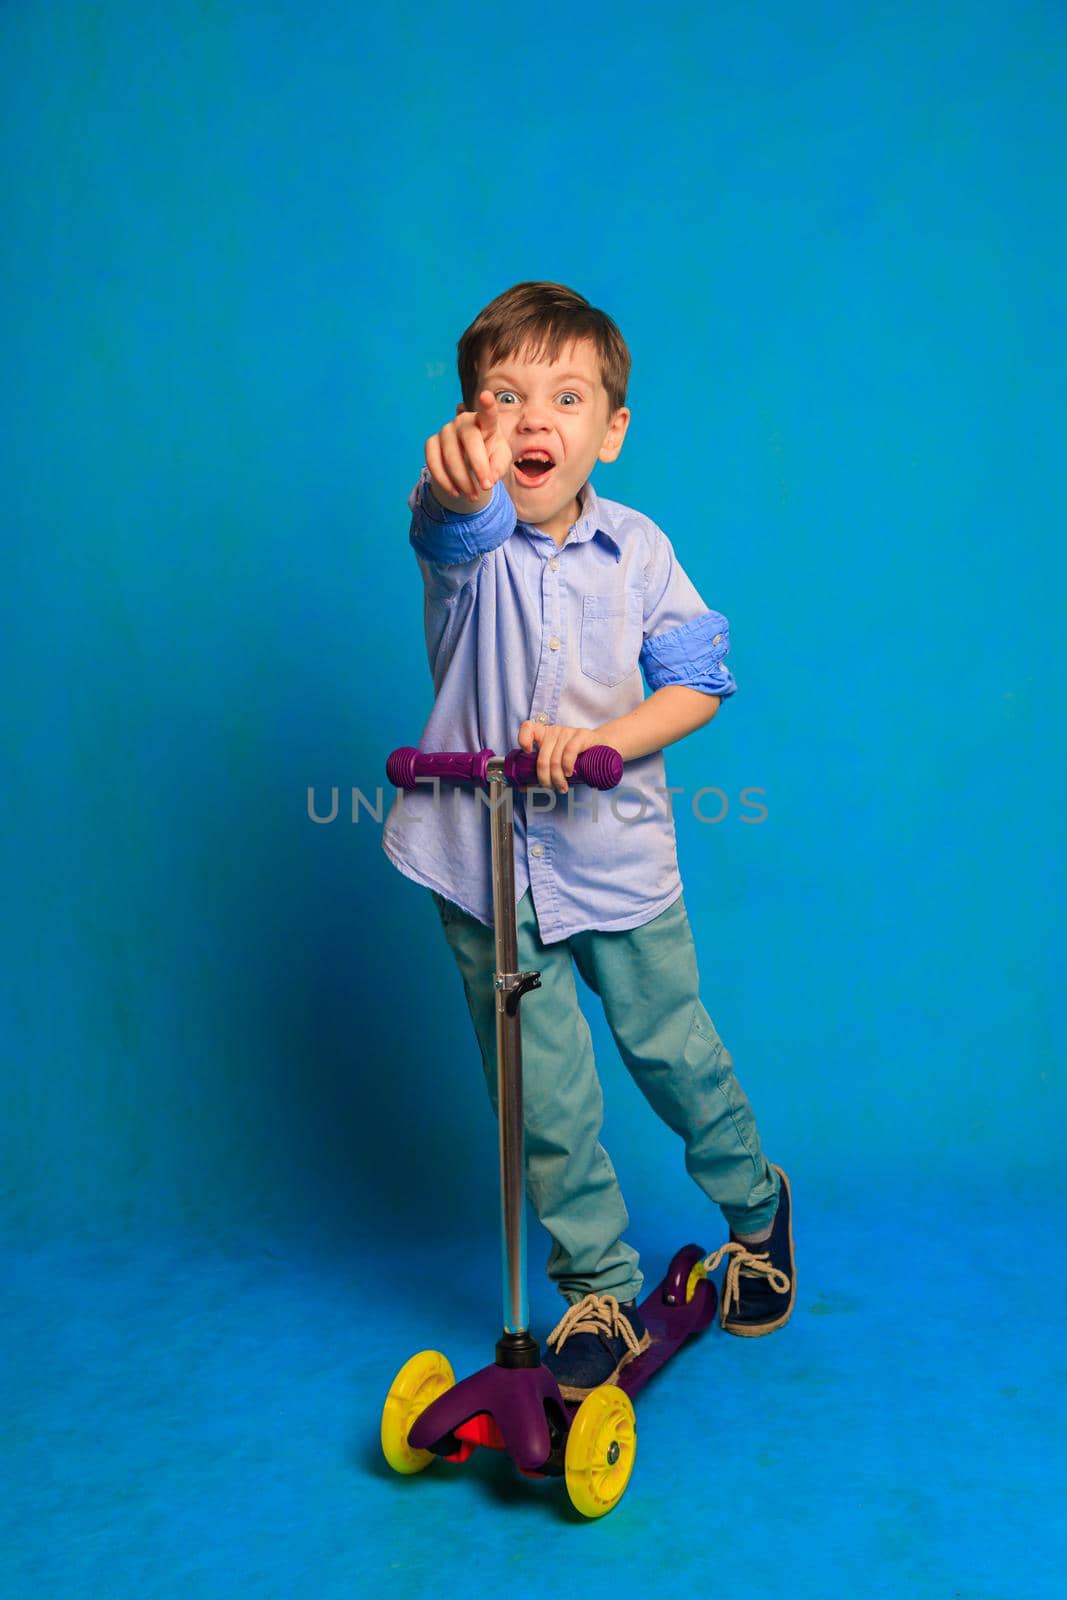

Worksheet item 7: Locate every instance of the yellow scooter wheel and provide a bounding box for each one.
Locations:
[564,1385,637,1518]
[380,1350,455,1474]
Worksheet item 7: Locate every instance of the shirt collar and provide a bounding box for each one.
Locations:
[516,477,622,561]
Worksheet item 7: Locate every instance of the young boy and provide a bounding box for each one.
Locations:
[381,281,794,1400]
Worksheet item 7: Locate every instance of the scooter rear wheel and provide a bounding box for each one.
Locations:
[564,1384,637,1518]
[381,1350,455,1475]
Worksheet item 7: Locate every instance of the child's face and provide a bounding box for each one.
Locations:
[469,337,630,540]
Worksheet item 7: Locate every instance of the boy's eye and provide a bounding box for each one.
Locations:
[493,390,583,406]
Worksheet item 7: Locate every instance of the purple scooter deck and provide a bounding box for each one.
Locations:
[407,1244,717,1474]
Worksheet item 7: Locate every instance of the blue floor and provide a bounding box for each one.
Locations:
[3,1191,1063,1599]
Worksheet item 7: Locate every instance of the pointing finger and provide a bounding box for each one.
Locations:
[475,390,498,435]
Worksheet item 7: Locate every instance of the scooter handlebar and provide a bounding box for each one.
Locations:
[386,744,624,792]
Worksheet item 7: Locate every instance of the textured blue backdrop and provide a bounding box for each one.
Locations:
[3,0,1062,1240]
[2,3,1064,1594]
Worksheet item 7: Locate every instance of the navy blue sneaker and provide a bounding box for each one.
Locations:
[701,1164,796,1337]
[541,1293,651,1401]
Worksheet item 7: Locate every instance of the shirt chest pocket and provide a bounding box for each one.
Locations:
[579,589,644,688]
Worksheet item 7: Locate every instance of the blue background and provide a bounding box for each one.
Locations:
[2,2,1064,1595]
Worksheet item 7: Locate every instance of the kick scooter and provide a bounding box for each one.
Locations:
[380,742,719,1518]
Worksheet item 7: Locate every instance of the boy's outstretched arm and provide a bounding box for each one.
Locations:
[408,389,518,572]
[593,685,721,763]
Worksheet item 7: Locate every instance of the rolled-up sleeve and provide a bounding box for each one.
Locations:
[408,466,517,565]
[638,523,738,700]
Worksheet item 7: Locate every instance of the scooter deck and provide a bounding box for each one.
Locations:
[405,1244,718,1474]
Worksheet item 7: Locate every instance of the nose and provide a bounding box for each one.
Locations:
[517,398,552,431]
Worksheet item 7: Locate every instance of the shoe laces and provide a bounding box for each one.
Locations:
[546,1292,644,1357]
[699,1242,791,1322]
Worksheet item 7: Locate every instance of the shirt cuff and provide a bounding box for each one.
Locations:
[639,609,738,699]
[408,467,516,564]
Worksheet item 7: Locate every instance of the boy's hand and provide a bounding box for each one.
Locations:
[517,722,601,793]
[425,390,513,509]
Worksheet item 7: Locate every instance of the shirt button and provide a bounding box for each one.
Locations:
[548,636,560,651]
[713,634,722,645]
[531,843,544,858]
[549,557,560,571]
[536,712,550,724]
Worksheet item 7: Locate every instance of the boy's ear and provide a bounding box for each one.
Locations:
[597,406,631,464]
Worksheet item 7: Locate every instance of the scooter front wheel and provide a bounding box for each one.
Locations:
[380,1350,455,1475]
[564,1384,637,1518]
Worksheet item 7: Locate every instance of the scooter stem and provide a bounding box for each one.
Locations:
[485,759,542,1342]
[385,741,622,1361]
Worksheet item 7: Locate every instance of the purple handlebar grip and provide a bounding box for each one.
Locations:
[386,745,623,791]
[385,747,495,789]
[502,746,623,791]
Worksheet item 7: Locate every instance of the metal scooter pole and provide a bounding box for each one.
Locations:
[384,740,624,1372]
[485,759,542,1364]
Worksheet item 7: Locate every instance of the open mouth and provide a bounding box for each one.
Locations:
[513,451,556,488]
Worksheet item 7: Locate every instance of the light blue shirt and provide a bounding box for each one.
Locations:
[381,466,737,943]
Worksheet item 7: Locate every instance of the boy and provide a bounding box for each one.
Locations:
[381,281,794,1400]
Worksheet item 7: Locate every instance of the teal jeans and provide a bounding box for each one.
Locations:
[430,885,781,1307]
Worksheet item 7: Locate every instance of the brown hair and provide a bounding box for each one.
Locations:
[456,281,631,418]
